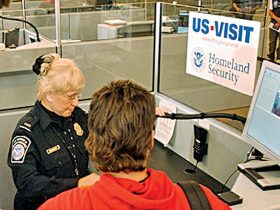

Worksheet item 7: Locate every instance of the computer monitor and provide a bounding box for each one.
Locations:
[243,60,280,167]
[177,10,189,33]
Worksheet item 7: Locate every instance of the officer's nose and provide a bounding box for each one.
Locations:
[71,97,79,106]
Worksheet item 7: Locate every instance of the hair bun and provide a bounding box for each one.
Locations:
[32,55,45,75]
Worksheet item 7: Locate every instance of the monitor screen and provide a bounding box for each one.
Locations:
[243,60,280,166]
[177,10,189,33]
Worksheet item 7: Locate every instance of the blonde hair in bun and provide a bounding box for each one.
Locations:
[35,53,86,101]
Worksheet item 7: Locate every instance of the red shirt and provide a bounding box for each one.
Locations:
[39,168,231,210]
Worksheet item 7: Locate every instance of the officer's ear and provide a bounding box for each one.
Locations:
[45,90,54,103]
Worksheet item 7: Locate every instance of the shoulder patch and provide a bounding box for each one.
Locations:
[11,136,31,164]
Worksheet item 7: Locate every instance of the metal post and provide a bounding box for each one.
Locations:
[153,2,162,93]
[198,0,201,12]
[21,0,26,28]
[55,0,62,55]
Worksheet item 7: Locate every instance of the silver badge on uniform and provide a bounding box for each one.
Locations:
[11,136,31,164]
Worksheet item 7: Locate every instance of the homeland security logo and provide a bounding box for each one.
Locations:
[11,136,31,163]
[192,47,206,72]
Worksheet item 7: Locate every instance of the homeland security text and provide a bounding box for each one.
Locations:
[208,53,250,85]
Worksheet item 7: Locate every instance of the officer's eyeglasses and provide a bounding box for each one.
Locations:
[63,92,82,100]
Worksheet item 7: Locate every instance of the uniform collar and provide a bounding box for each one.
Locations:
[34,101,72,130]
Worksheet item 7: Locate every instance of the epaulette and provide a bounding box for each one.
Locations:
[19,116,39,133]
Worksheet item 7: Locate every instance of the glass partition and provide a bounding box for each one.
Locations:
[157,2,268,130]
[0,1,57,43]
[201,0,267,22]
[0,1,155,109]
[0,3,57,110]
[10,0,156,42]
[62,2,156,98]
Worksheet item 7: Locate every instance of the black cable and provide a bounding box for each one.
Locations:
[157,112,246,125]
[219,147,254,193]
[0,15,40,42]
[184,160,199,174]
[220,168,238,193]
[220,147,267,193]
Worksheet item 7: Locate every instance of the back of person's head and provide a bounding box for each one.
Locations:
[85,80,155,173]
[32,53,85,101]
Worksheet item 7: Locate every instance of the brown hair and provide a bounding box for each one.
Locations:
[85,80,155,173]
[35,53,85,101]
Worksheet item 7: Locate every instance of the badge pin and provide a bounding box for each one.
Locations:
[23,122,31,128]
[46,145,61,154]
[73,123,83,136]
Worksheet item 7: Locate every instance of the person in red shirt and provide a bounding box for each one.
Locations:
[39,80,231,210]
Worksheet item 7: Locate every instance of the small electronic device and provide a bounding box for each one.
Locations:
[2,27,19,48]
[218,191,243,206]
[177,10,189,33]
[193,125,208,162]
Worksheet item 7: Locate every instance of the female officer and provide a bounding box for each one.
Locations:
[7,53,99,210]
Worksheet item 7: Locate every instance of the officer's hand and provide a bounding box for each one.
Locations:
[78,173,100,187]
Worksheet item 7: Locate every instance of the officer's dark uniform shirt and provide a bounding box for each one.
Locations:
[7,101,89,210]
